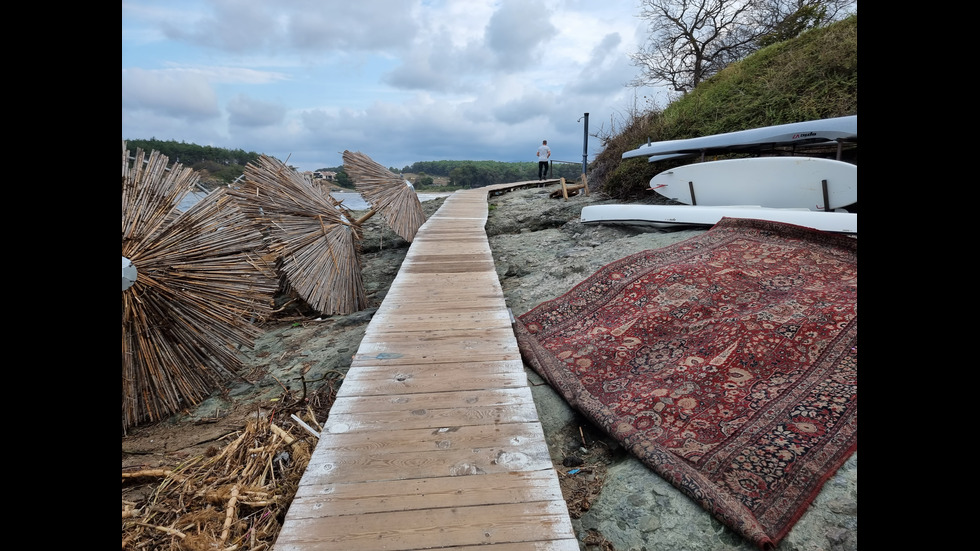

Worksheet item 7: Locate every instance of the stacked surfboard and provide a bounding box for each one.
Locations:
[647,156,856,211]
[585,117,859,234]
[621,115,857,161]
[581,204,857,233]
[581,156,857,233]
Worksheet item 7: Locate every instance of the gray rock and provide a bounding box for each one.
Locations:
[487,186,857,551]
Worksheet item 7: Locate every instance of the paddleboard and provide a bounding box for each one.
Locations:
[647,156,856,211]
[580,204,857,234]
[622,115,857,160]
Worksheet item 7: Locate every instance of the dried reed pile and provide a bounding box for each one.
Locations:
[122,142,279,434]
[121,398,330,551]
[342,150,425,242]
[230,155,368,316]
[557,464,607,519]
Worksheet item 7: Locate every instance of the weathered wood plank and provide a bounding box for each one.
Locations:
[274,501,575,551]
[302,426,554,483]
[327,386,534,415]
[275,186,575,550]
[349,349,523,366]
[289,470,564,516]
[344,357,525,380]
[322,399,541,433]
[358,325,515,342]
[385,277,503,300]
[335,371,530,396]
[368,308,513,331]
[307,422,549,457]
[352,332,521,364]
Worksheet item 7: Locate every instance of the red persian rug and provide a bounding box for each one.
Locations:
[515,218,857,550]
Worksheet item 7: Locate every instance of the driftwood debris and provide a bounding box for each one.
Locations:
[549,176,591,200]
[121,384,335,551]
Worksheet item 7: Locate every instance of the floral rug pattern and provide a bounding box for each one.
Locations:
[515,218,857,550]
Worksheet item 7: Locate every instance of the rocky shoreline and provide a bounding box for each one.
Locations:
[484,186,856,551]
[122,185,856,551]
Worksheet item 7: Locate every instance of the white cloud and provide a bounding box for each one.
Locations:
[122,68,220,119]
[122,0,669,171]
[485,0,557,71]
[227,95,287,128]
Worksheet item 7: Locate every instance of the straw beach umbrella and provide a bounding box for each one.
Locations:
[230,155,368,316]
[122,142,278,433]
[342,150,425,242]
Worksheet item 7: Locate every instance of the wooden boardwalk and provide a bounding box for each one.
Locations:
[274,182,578,551]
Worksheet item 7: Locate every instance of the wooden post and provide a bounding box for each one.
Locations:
[561,177,569,201]
[582,173,590,196]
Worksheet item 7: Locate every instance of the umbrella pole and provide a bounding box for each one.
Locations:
[354,208,378,226]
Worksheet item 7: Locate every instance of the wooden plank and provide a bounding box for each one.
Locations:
[349,348,522,366]
[348,346,521,365]
[404,254,491,263]
[345,357,525,378]
[302,425,554,483]
[371,302,510,317]
[335,370,529,396]
[290,470,564,516]
[389,271,502,292]
[358,325,515,341]
[353,340,518,357]
[400,260,496,273]
[309,421,549,456]
[368,308,513,331]
[322,398,541,432]
[274,501,575,551]
[327,387,535,415]
[343,359,526,384]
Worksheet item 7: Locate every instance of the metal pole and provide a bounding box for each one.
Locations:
[582,113,589,176]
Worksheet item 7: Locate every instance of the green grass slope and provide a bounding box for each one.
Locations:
[592,15,857,199]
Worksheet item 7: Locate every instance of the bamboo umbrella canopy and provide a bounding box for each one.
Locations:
[122,142,279,433]
[230,155,368,316]
[342,150,425,242]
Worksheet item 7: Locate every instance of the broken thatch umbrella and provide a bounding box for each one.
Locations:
[230,155,368,316]
[342,150,425,242]
[121,142,278,433]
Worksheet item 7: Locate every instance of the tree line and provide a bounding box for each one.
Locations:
[123,139,585,190]
[125,139,262,185]
[322,160,585,190]
[401,160,583,188]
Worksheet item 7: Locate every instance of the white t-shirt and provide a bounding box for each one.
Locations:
[537,144,551,162]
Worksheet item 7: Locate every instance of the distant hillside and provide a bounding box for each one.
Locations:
[124,139,262,188]
[591,15,857,199]
[122,140,583,189]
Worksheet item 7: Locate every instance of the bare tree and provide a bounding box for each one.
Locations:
[752,0,856,46]
[630,0,856,93]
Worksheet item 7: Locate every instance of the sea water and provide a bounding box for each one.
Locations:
[177,190,452,212]
[330,192,370,210]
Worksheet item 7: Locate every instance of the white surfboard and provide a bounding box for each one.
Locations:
[580,204,857,234]
[647,156,857,211]
[622,115,857,160]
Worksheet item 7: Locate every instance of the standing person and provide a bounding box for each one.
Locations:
[536,140,551,180]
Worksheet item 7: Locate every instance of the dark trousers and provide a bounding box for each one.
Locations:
[538,161,549,179]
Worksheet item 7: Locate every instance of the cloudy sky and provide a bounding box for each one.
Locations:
[122,0,670,173]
